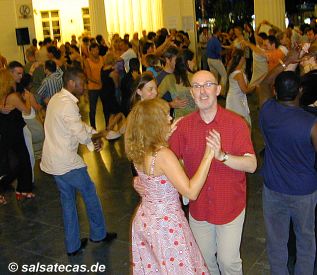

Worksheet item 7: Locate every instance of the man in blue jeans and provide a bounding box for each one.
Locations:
[41,67,117,256]
[258,56,317,275]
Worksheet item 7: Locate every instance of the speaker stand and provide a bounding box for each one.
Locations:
[21,45,26,65]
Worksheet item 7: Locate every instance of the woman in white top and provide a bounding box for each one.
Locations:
[173,49,197,119]
[226,49,254,126]
[241,33,269,87]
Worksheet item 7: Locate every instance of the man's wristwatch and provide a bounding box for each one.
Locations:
[279,59,286,70]
[220,152,229,162]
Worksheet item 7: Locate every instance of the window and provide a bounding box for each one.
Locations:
[41,10,61,41]
[82,8,91,34]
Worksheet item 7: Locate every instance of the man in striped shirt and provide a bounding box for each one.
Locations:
[37,60,63,105]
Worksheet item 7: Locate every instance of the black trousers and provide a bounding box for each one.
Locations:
[4,131,33,193]
[88,89,107,129]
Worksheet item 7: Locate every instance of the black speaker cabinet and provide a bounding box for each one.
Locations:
[15,28,30,46]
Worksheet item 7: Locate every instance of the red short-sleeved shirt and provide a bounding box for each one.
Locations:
[169,105,255,224]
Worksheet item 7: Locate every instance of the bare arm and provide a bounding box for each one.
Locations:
[241,40,265,56]
[258,50,300,107]
[264,20,282,35]
[222,44,233,50]
[25,90,42,111]
[255,22,263,45]
[6,93,31,115]
[155,36,173,57]
[311,123,317,152]
[158,142,214,200]
[234,72,254,94]
[0,104,14,114]
[43,97,50,105]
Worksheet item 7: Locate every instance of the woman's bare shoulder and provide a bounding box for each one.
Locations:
[6,92,21,103]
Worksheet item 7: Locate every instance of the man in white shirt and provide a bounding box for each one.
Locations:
[120,40,137,72]
[40,67,117,256]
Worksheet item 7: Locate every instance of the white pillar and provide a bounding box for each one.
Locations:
[89,0,108,41]
[254,0,286,31]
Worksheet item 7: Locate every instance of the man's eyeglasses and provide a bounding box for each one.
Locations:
[191,82,218,92]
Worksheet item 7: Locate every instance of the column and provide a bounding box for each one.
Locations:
[89,0,108,41]
[254,0,286,31]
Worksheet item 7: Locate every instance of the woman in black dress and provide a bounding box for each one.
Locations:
[0,69,34,200]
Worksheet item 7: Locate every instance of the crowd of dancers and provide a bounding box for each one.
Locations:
[0,19,317,274]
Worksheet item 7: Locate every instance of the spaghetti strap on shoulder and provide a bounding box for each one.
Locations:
[150,151,159,177]
[3,95,8,106]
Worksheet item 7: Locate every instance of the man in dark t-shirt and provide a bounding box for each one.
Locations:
[259,67,317,275]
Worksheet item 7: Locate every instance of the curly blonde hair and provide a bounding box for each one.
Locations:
[125,98,170,165]
[0,69,15,101]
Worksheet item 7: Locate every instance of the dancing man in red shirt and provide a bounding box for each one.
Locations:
[169,70,257,274]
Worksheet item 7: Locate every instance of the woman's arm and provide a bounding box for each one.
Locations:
[157,139,214,200]
[234,72,254,94]
[241,40,265,56]
[25,90,42,111]
[155,36,173,57]
[6,92,31,115]
[254,22,263,45]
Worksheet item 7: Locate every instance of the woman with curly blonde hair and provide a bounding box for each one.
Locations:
[0,69,34,200]
[125,98,214,274]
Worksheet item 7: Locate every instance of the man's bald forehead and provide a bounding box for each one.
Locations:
[192,70,217,83]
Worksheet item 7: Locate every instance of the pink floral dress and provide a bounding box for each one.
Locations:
[132,152,210,274]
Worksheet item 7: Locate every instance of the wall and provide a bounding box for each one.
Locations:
[0,0,36,63]
[104,0,163,39]
[254,0,286,31]
[32,0,89,44]
[161,0,197,54]
[0,0,198,63]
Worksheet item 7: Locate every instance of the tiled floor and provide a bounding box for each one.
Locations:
[0,94,293,274]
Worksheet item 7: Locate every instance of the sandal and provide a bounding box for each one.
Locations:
[24,193,35,199]
[16,192,36,200]
[0,195,7,205]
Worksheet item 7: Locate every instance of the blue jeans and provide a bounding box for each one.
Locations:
[263,185,317,275]
[54,167,106,253]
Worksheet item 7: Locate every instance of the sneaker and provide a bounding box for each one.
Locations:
[106,131,121,140]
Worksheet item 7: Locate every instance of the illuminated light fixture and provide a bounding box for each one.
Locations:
[304,18,311,24]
